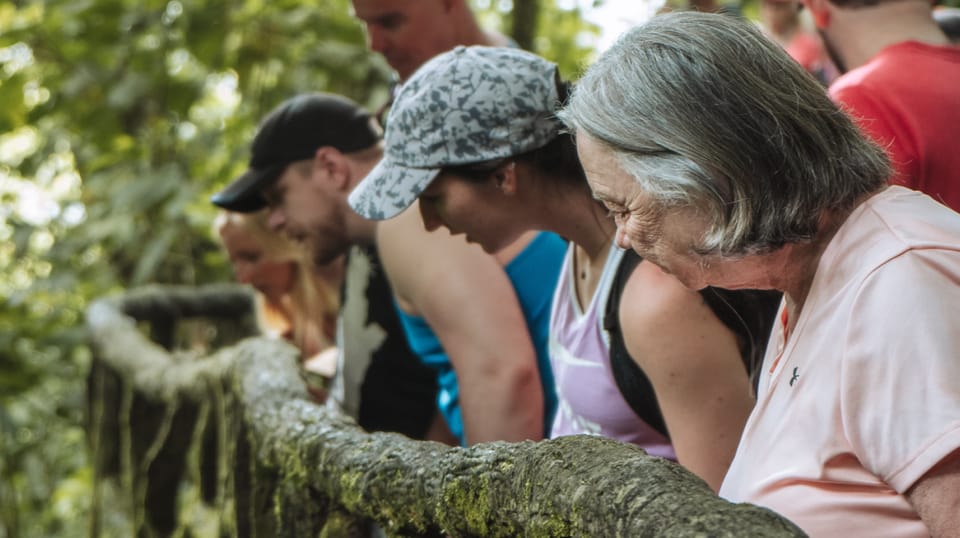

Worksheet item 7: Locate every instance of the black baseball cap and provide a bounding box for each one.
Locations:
[211,93,381,212]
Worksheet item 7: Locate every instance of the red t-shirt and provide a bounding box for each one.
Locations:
[830,41,960,212]
[786,31,824,73]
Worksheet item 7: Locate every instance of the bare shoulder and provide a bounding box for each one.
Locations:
[375,202,512,313]
[374,206,427,307]
[378,202,492,262]
[619,260,740,372]
[619,260,713,334]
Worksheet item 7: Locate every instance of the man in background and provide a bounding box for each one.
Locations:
[351,0,511,82]
[212,93,445,441]
[804,0,960,210]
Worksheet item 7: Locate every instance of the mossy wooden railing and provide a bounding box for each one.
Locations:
[85,284,807,538]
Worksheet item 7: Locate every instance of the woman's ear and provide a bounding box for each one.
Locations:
[494,161,518,195]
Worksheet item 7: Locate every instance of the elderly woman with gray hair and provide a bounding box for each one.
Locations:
[561,11,960,537]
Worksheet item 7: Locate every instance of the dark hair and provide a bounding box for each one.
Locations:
[828,0,885,7]
[935,7,960,43]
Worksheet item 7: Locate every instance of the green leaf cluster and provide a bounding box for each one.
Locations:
[0,0,390,534]
[471,0,601,78]
[0,0,600,531]
[0,0,602,533]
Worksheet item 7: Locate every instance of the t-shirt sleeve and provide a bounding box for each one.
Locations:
[830,84,919,188]
[840,249,960,493]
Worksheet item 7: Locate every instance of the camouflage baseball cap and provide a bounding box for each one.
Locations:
[348,45,562,220]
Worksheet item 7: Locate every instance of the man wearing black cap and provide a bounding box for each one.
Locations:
[217,85,564,448]
[212,93,442,441]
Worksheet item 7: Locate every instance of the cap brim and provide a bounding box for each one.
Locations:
[210,163,286,213]
[348,157,440,220]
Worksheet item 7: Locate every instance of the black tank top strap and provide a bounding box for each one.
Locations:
[698,287,782,392]
[603,249,670,438]
[604,250,783,439]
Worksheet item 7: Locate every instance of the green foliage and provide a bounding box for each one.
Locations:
[0,0,392,535]
[532,3,602,79]
[2,0,600,534]
[471,0,600,79]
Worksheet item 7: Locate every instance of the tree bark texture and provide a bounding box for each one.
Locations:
[85,285,807,537]
[510,0,541,51]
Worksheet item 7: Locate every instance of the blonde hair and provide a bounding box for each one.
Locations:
[214,210,340,357]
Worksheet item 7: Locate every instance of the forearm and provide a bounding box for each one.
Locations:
[666,401,752,492]
[907,447,960,537]
[424,409,460,446]
[459,364,544,445]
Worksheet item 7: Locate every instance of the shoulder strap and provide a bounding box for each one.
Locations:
[698,287,782,393]
[603,250,782,437]
[603,250,670,438]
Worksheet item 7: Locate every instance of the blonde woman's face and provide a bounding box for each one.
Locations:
[219,224,295,303]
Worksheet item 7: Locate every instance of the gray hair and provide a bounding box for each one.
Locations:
[559,12,890,257]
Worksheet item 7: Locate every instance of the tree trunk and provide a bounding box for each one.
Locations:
[511,0,541,51]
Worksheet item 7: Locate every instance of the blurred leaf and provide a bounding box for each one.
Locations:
[0,0,610,534]
[131,225,178,285]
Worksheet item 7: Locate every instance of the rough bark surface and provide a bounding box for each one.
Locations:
[85,285,808,537]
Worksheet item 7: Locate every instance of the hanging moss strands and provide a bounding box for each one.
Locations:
[85,284,806,537]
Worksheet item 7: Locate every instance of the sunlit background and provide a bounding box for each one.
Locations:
[0,0,661,257]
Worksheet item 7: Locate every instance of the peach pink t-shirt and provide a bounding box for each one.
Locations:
[719,186,960,536]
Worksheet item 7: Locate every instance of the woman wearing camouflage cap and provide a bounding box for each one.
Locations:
[348,45,782,491]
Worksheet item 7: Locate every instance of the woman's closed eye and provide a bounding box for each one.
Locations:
[604,204,630,221]
[231,251,262,264]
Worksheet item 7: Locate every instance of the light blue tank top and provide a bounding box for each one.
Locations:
[549,244,676,459]
[395,231,566,444]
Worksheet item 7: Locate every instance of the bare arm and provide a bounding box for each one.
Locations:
[906,447,960,537]
[620,261,754,492]
[424,409,461,446]
[377,204,544,445]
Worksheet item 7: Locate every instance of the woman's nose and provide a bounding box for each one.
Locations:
[615,225,632,251]
[419,200,443,232]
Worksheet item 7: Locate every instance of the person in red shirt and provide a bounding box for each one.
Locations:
[804,0,960,211]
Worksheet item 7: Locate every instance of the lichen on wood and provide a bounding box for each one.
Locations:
[85,285,807,537]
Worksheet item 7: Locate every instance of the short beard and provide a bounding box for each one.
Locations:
[311,247,343,269]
